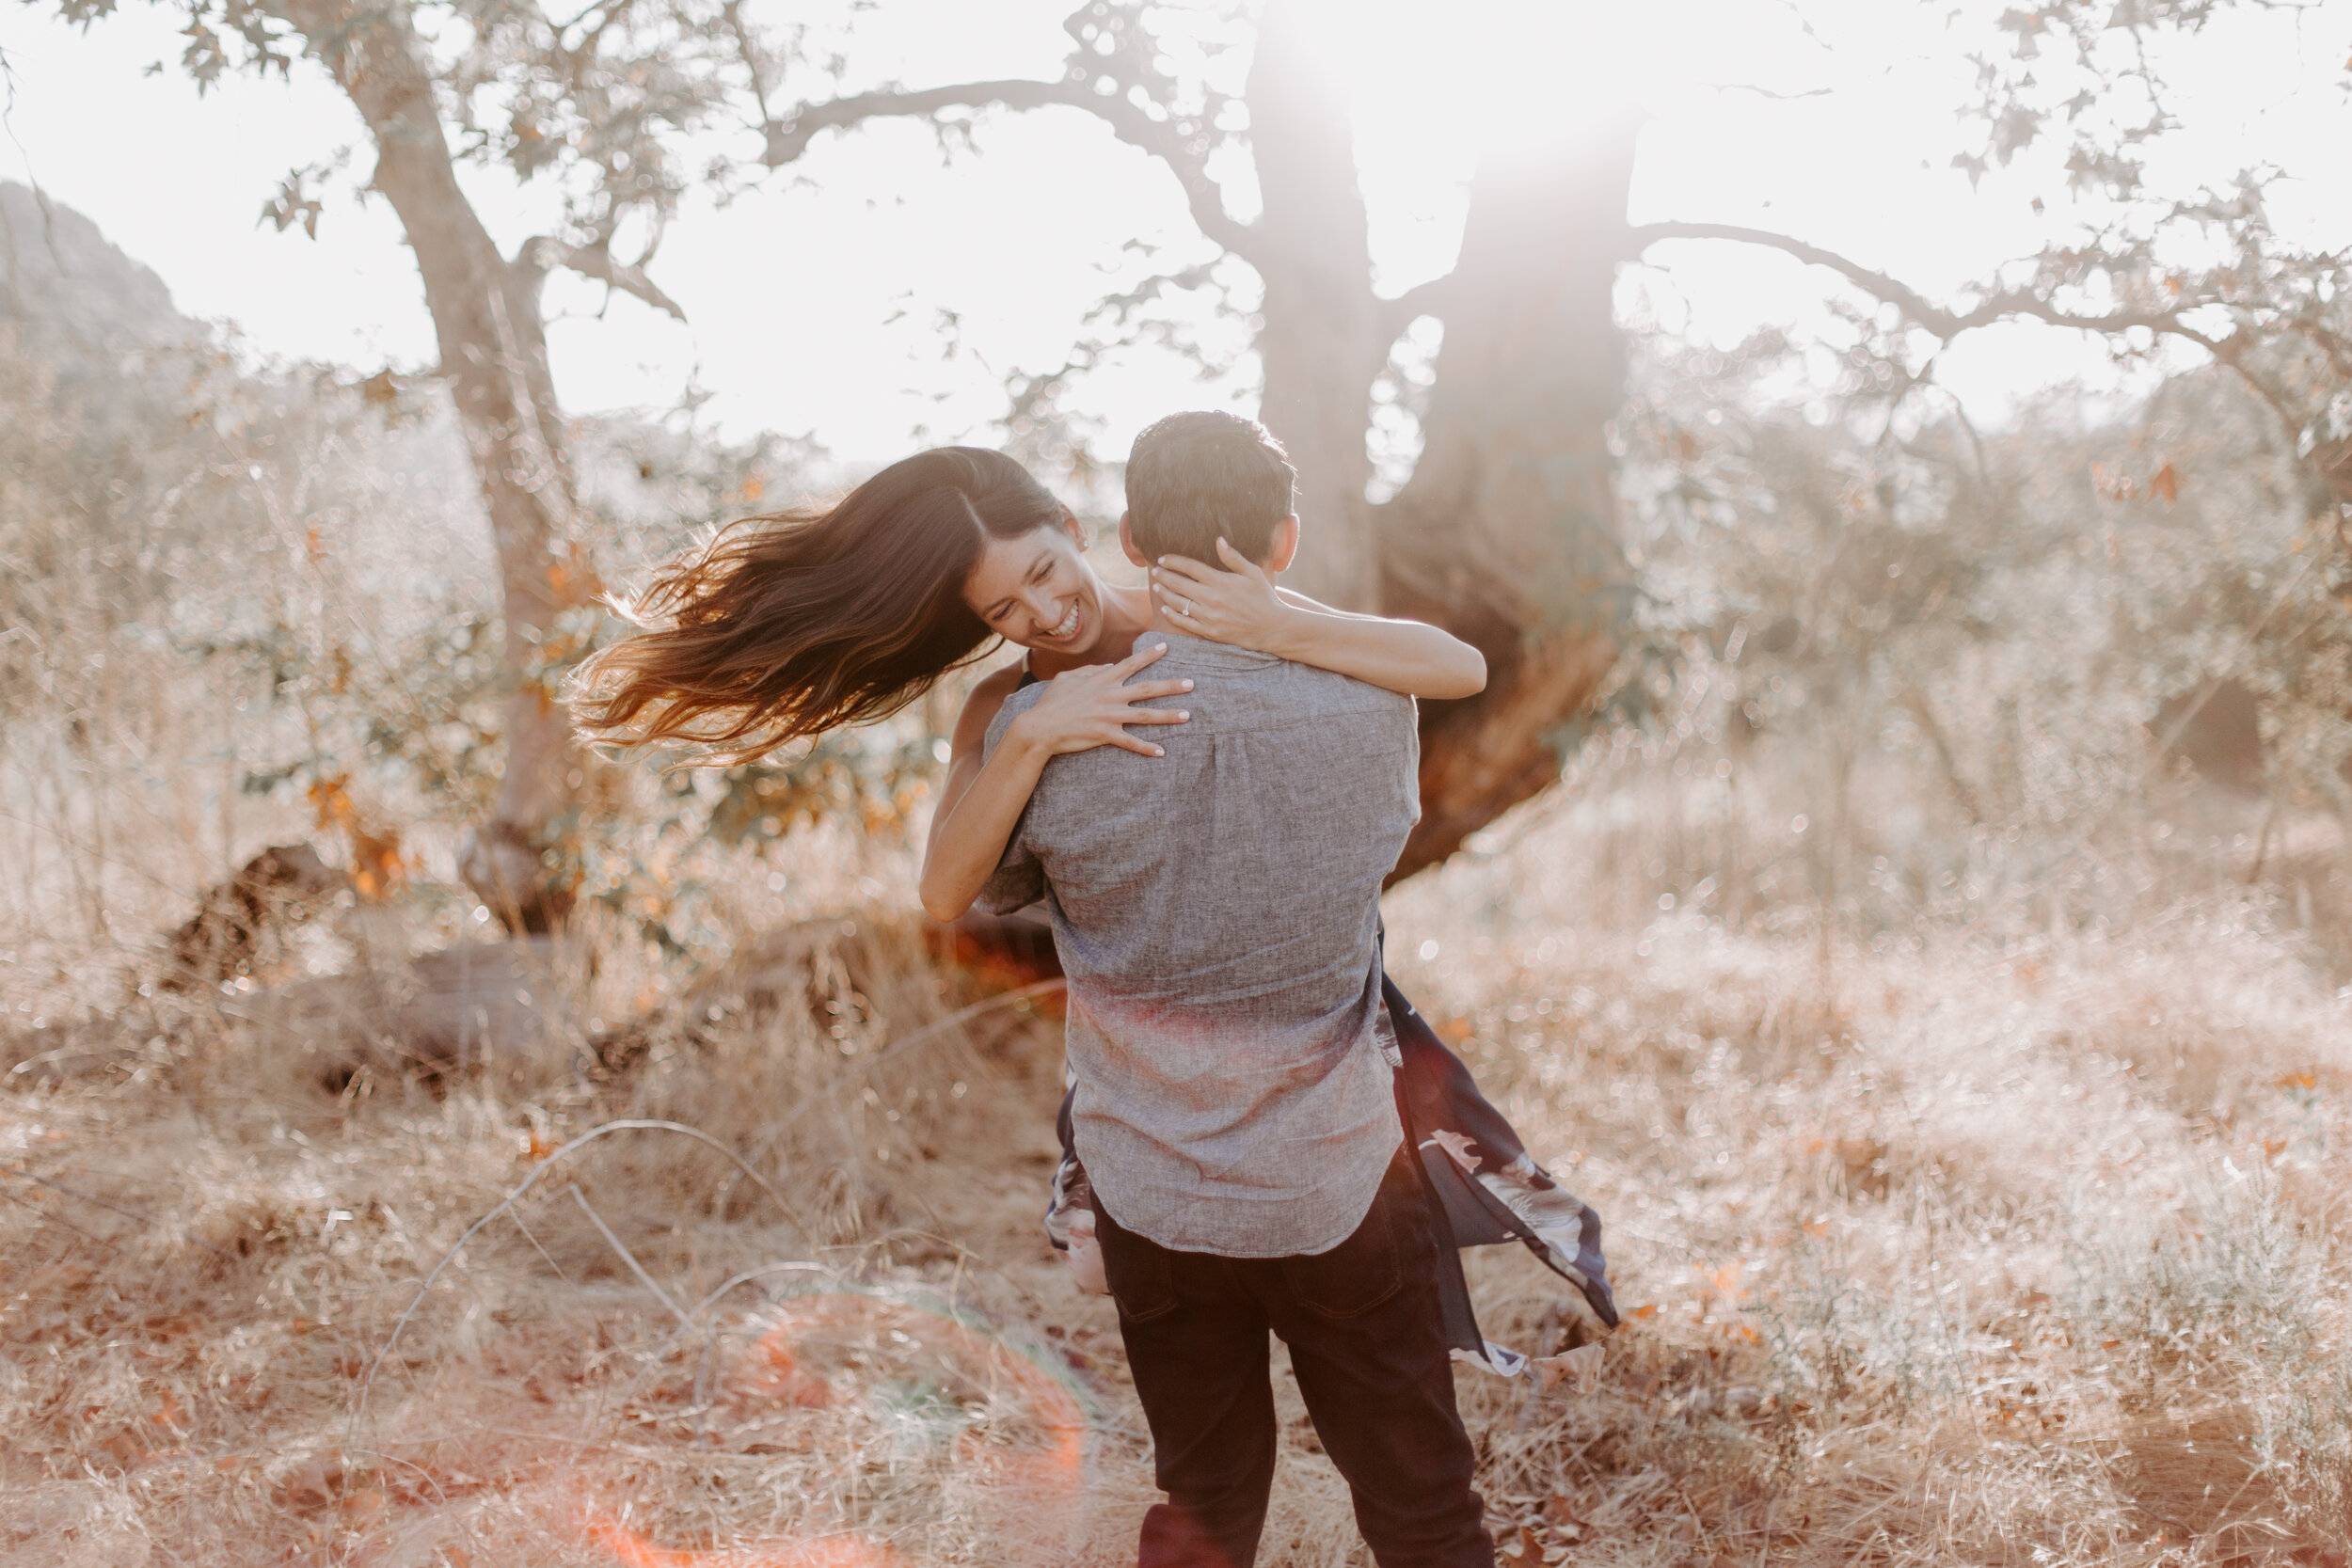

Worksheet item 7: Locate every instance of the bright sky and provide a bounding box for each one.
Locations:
[3,0,2346,460]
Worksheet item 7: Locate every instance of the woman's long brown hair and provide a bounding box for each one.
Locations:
[570,447,1068,763]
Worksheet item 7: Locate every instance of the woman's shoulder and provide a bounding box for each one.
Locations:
[950,657,1032,746]
[968,657,1030,705]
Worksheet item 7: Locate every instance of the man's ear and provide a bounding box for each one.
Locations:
[1118,511,1150,568]
[1263,515,1300,574]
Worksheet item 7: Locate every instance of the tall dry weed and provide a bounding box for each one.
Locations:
[8,669,2352,1565]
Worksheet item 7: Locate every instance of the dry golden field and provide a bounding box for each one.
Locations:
[6,751,2351,1568]
[12,0,2352,1554]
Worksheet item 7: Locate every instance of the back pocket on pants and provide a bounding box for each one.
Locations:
[1279,1192,1402,1320]
[1097,1207,1181,1323]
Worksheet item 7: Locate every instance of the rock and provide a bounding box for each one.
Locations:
[160,843,348,990]
[225,935,571,1081]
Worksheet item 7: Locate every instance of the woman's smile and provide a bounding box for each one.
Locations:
[957,520,1154,666]
[1036,598,1085,645]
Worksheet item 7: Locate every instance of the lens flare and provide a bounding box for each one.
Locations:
[583,1513,905,1568]
[579,1285,1096,1568]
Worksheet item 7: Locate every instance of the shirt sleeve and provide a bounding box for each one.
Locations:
[975,817,1044,914]
[973,688,1048,914]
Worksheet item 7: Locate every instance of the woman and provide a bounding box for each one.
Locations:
[573,444,1614,1354]
[571,446,1484,905]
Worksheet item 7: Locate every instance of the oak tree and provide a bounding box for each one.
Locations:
[754,0,2346,877]
[57,0,2345,904]
[54,0,775,926]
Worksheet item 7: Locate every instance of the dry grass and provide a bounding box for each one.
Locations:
[3,893,1152,1567]
[6,764,2352,1567]
[1383,782,2352,1567]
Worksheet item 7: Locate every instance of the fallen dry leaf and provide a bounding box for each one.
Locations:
[1531,1342,1605,1391]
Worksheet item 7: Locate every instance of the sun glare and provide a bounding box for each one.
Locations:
[1293,0,1828,293]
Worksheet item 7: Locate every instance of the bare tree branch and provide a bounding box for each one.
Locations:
[718,0,775,132]
[1632,217,2352,529]
[515,235,686,321]
[1699,81,1833,101]
[1631,220,2229,353]
[759,78,1063,163]
[761,78,1263,264]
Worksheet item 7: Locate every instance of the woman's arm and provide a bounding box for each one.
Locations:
[1150,540,1486,699]
[918,667,1041,923]
[916,644,1193,922]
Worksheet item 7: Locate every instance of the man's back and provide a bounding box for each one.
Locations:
[979,631,1419,1257]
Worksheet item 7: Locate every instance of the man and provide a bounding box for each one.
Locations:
[977,411,1494,1568]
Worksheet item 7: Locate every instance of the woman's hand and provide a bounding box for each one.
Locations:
[1062,1210,1110,1295]
[1009,641,1193,758]
[1149,539,1295,651]
[1152,542,1486,699]
[917,648,1190,922]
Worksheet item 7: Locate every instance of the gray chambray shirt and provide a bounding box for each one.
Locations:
[977,630,1420,1258]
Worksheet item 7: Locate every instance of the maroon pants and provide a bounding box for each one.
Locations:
[1093,1147,1494,1568]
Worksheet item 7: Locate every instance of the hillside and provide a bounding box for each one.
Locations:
[0,179,187,348]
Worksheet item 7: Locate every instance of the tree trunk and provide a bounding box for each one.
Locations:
[1245,0,1384,612]
[1378,124,1639,879]
[287,0,585,930]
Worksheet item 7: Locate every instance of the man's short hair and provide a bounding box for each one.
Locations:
[1124,411,1297,564]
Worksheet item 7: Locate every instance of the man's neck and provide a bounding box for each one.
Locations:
[1096,580,1155,648]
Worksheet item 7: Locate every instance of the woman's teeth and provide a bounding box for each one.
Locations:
[1049,605,1080,638]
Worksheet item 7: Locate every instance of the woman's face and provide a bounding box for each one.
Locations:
[960,517,1109,656]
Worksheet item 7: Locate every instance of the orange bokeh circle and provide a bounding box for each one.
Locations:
[579,1289,1095,1568]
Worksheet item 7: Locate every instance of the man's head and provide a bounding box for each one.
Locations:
[1120,411,1299,570]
